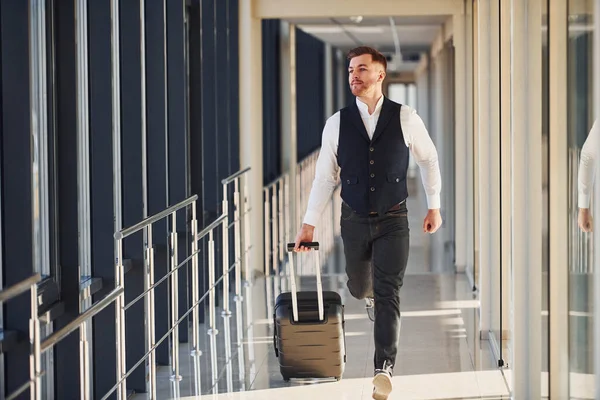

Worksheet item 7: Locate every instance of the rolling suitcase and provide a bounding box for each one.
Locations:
[273,242,346,381]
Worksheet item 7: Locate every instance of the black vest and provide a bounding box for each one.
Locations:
[337,97,409,216]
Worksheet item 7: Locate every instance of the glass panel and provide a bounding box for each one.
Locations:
[541,0,550,392]
[30,0,51,278]
[387,83,407,104]
[568,0,595,398]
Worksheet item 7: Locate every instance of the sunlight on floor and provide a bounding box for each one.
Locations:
[172,370,509,400]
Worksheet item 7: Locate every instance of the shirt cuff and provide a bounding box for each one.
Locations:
[579,193,591,209]
[426,194,441,210]
[303,210,321,228]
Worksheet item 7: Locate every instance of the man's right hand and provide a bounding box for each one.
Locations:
[579,208,594,232]
[294,223,315,252]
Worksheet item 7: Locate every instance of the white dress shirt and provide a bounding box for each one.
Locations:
[303,96,442,227]
[578,120,598,209]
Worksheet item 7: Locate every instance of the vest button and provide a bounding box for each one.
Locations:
[370,147,374,152]
[396,178,400,182]
[370,173,375,178]
[370,160,374,165]
[347,180,350,184]
[370,187,375,192]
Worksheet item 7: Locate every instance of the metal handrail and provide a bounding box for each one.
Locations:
[262,147,340,281]
[0,273,41,302]
[107,167,252,400]
[114,194,198,240]
[123,247,200,311]
[196,214,227,241]
[221,166,251,185]
[111,194,201,397]
[217,166,252,321]
[6,166,253,400]
[40,287,124,353]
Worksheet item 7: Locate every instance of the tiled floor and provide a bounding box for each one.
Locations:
[129,271,511,400]
[130,180,513,400]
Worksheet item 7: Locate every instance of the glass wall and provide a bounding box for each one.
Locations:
[541,0,550,392]
[568,0,595,397]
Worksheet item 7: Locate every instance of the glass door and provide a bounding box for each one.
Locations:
[567,1,595,398]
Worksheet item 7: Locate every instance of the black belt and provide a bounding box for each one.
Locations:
[368,199,406,216]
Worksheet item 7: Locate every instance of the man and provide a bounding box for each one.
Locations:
[578,120,598,232]
[293,46,442,400]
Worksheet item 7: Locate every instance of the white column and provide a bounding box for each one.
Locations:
[511,0,543,398]
[280,21,298,235]
[593,0,600,395]
[548,0,569,397]
[453,12,468,273]
[465,1,475,282]
[429,48,444,272]
[239,0,263,278]
[499,0,512,349]
[476,0,491,338]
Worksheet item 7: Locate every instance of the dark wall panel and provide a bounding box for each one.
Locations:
[228,0,240,174]
[199,0,221,312]
[261,19,281,185]
[120,0,146,392]
[88,0,119,396]
[295,29,325,161]
[53,0,81,397]
[187,1,207,323]
[167,0,191,343]
[1,1,34,396]
[145,0,173,361]
[201,0,218,220]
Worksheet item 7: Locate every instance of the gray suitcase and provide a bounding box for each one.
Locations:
[273,242,346,381]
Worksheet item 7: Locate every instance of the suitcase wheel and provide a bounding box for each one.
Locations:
[283,376,290,382]
[335,377,341,381]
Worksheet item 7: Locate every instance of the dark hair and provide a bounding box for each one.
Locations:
[346,46,387,71]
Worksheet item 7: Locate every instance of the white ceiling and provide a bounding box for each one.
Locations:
[287,15,449,53]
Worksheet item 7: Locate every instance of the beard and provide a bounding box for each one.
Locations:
[350,81,367,96]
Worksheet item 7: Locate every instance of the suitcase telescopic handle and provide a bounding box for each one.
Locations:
[287,242,319,251]
[286,242,324,323]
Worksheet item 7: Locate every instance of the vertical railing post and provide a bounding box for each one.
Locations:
[278,179,284,266]
[80,321,90,400]
[169,212,182,382]
[222,185,232,316]
[115,238,127,400]
[144,224,157,397]
[207,230,219,336]
[190,200,201,357]
[30,281,41,400]
[284,174,291,247]
[296,165,301,238]
[271,186,278,276]
[233,179,243,302]
[243,177,251,285]
[264,187,271,276]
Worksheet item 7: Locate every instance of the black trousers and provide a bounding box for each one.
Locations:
[340,200,410,371]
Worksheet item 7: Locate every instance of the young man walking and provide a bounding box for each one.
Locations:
[294,46,443,400]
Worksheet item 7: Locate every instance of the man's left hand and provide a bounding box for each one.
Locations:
[423,209,442,234]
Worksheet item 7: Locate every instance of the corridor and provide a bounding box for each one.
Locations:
[2,0,599,399]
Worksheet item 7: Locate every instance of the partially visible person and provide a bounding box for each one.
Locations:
[578,120,598,232]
